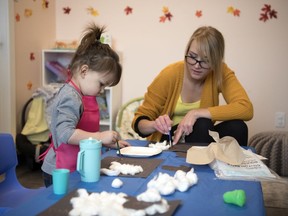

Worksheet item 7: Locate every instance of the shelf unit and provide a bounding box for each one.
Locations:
[41,49,122,131]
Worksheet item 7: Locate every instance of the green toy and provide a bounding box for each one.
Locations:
[223,189,246,207]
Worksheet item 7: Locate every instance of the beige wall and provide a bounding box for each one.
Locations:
[14,0,288,140]
[14,0,56,132]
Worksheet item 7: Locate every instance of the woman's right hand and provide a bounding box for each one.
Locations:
[153,114,173,135]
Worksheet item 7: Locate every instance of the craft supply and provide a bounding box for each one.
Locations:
[223,189,246,207]
[116,140,122,157]
[168,130,172,147]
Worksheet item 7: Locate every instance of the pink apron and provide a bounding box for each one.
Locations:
[39,80,100,172]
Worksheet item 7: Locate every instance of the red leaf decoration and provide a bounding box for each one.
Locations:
[262,4,271,13]
[63,7,71,14]
[259,4,278,22]
[269,10,277,19]
[124,6,133,15]
[30,53,35,61]
[165,12,173,21]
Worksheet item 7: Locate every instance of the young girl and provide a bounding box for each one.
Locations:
[41,23,129,187]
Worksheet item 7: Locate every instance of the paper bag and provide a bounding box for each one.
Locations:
[186,131,245,165]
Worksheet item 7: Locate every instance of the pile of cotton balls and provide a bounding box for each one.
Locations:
[69,189,170,216]
[147,168,198,195]
[69,189,127,216]
[148,140,170,150]
[101,161,143,176]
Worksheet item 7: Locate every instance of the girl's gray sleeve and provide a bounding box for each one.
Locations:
[50,86,82,146]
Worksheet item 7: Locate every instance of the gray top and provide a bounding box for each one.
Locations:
[41,84,83,175]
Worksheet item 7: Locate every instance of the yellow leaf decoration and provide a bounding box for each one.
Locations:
[162,6,169,14]
[227,6,234,14]
[24,9,33,18]
[87,7,99,16]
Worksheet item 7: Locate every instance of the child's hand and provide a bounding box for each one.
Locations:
[98,131,120,145]
[117,140,130,148]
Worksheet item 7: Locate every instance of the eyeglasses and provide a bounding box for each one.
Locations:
[185,55,210,69]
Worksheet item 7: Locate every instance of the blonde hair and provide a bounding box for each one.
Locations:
[184,26,225,88]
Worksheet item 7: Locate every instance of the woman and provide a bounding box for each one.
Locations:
[132,26,253,146]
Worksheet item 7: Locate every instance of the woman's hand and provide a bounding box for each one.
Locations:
[173,110,198,144]
[153,114,173,135]
[173,109,211,144]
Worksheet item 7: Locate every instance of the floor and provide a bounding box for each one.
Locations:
[14,161,288,216]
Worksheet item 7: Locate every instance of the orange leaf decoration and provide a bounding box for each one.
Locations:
[15,13,20,22]
[233,9,240,16]
[159,16,166,23]
[195,10,202,18]
[27,81,33,90]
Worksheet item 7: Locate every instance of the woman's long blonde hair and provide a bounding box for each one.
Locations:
[184,26,225,89]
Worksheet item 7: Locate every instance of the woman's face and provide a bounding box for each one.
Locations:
[185,40,211,82]
[79,66,114,96]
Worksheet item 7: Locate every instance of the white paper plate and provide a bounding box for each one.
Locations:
[118,146,162,157]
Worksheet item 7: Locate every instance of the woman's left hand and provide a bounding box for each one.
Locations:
[173,109,211,144]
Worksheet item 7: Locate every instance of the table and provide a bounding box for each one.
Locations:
[5,140,265,216]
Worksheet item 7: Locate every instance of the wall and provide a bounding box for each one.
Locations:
[55,0,288,138]
[14,0,56,132]
[14,0,288,140]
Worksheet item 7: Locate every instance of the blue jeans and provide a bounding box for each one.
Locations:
[42,171,53,188]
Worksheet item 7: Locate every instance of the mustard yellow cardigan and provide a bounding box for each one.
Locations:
[132,61,253,142]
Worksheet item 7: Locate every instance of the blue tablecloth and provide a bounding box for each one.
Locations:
[4,140,265,216]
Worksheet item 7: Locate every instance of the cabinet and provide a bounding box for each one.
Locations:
[41,49,122,131]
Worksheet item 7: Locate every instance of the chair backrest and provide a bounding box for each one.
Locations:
[115,97,145,140]
[0,133,18,175]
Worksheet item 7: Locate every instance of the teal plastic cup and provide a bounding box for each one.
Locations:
[52,168,69,195]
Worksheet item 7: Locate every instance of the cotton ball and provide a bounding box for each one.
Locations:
[158,180,176,195]
[186,170,198,185]
[145,199,170,215]
[147,173,176,195]
[137,188,161,202]
[175,177,190,192]
[101,168,120,176]
[112,178,123,188]
[174,170,186,180]
[110,161,122,170]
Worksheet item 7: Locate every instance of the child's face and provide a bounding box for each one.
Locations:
[79,67,114,96]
